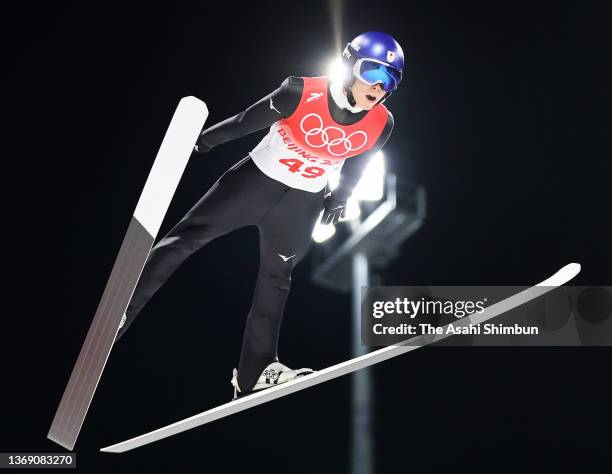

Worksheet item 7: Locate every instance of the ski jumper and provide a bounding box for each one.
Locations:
[116,76,394,392]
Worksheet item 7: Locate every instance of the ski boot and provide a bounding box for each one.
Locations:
[231,362,314,400]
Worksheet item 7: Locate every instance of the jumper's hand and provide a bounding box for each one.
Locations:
[322,196,347,225]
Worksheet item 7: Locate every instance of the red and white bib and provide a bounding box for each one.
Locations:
[249,76,388,192]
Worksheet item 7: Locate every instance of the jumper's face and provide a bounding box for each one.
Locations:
[350,78,387,109]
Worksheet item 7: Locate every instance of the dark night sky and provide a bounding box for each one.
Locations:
[3,1,611,473]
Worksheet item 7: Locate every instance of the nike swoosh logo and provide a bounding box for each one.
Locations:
[330,206,344,211]
[278,254,296,262]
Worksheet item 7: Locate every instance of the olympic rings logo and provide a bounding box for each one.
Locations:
[299,113,368,157]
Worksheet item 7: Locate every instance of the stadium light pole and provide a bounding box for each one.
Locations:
[312,152,426,474]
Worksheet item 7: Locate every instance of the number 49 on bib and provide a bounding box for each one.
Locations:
[279,158,325,179]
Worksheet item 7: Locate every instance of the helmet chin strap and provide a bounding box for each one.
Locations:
[379,91,391,104]
[344,85,357,107]
[330,75,364,112]
[342,74,358,107]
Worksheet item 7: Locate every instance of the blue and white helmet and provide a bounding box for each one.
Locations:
[342,31,404,99]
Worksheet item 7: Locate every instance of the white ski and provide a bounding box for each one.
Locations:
[101,263,581,453]
[48,97,209,450]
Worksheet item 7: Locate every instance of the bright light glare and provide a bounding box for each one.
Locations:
[340,198,361,221]
[353,151,385,201]
[327,57,349,82]
[312,213,337,243]
[327,152,385,201]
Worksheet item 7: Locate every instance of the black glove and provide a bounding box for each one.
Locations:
[322,195,347,225]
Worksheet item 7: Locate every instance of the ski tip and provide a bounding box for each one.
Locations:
[539,262,581,287]
[564,262,581,277]
[179,96,209,115]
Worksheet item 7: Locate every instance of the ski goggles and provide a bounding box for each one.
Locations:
[353,58,402,92]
